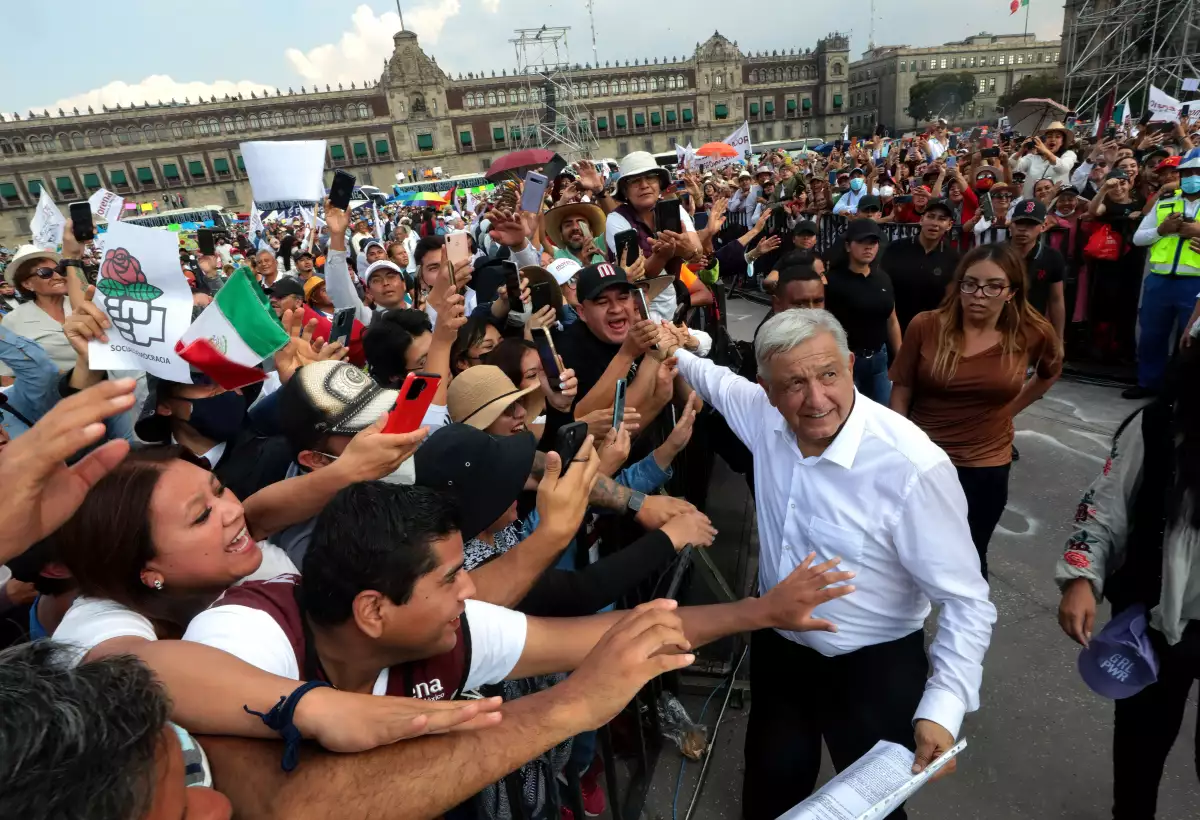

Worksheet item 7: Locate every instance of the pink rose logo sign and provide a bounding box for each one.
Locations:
[96,247,167,347]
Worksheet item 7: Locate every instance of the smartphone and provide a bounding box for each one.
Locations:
[1183,105,1192,120]
[383,372,441,434]
[69,202,95,242]
[896,194,913,204]
[535,327,562,386]
[331,307,356,347]
[520,171,549,212]
[948,134,959,150]
[654,199,683,235]
[874,123,886,138]
[980,192,995,222]
[330,169,356,210]
[446,232,471,281]
[981,146,1001,158]
[614,229,639,268]
[554,421,589,475]
[529,281,552,314]
[1106,124,1118,140]
[502,261,523,311]
[946,155,957,169]
[611,379,627,433]
[768,205,789,236]
[197,228,216,256]
[632,286,651,321]
[542,153,568,181]
[1139,111,1153,127]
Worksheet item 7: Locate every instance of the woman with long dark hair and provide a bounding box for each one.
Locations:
[276,234,296,274]
[889,243,1063,578]
[1056,345,1200,817]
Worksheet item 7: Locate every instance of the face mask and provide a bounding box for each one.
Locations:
[186,391,246,443]
[976,179,995,192]
[1181,177,1200,195]
[849,178,865,193]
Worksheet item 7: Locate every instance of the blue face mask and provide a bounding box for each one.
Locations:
[186,390,246,443]
[1181,176,1200,195]
[849,178,865,193]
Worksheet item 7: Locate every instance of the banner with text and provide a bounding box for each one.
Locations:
[30,189,66,250]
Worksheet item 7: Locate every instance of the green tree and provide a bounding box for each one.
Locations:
[905,72,978,125]
[997,73,1064,110]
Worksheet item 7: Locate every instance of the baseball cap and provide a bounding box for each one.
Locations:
[446,365,540,430]
[296,250,314,261]
[414,424,538,540]
[924,198,955,218]
[267,277,305,299]
[575,262,634,302]
[303,276,325,301]
[1012,199,1048,223]
[362,259,404,285]
[1057,186,1081,197]
[857,195,882,212]
[793,219,819,236]
[361,239,385,256]
[845,219,882,242]
[1156,155,1181,170]
[1078,604,1159,699]
[546,257,582,286]
[278,360,398,454]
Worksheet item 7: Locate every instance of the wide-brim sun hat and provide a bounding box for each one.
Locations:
[1040,121,1076,148]
[520,265,564,313]
[5,244,61,288]
[615,151,670,200]
[543,202,606,250]
[447,365,541,431]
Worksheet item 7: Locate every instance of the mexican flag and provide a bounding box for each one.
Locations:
[175,269,289,390]
[1010,0,1028,13]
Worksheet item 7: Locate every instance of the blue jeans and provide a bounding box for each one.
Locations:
[853,345,891,404]
[1137,274,1200,389]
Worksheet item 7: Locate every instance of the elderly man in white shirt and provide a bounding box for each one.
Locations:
[657,309,996,820]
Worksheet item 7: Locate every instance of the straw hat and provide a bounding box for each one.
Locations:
[520,265,564,312]
[543,202,606,250]
[5,244,61,288]
[1040,121,1075,148]
[447,365,541,430]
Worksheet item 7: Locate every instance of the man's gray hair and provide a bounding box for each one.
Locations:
[754,308,852,377]
[0,641,171,820]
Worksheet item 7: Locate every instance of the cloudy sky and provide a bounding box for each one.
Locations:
[1,0,1066,116]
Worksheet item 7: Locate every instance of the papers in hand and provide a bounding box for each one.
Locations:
[777,739,967,820]
[240,140,327,204]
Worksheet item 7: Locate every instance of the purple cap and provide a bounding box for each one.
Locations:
[1078,605,1159,699]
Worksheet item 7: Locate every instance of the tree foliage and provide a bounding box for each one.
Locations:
[905,73,978,123]
[997,73,1065,110]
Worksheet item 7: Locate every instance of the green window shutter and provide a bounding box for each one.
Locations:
[329,144,345,160]
[375,139,390,154]
[28,180,42,195]
[715,104,728,119]
[137,167,154,183]
[802,98,812,110]
[749,102,759,115]
[188,161,205,177]
[56,176,75,192]
[833,94,843,107]
[510,127,521,141]
[213,158,229,173]
[163,164,179,179]
[236,155,246,171]
[82,173,100,189]
[353,141,368,157]
[493,127,505,141]
[110,170,128,185]
[651,111,661,126]
[765,100,775,114]
[597,117,608,130]
[787,99,797,112]
[459,131,473,146]
[666,110,677,123]
[0,182,17,197]
[417,134,434,150]
[634,113,645,126]
[615,115,627,128]
[682,109,693,122]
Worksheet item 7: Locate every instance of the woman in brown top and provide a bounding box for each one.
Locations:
[889,242,1063,579]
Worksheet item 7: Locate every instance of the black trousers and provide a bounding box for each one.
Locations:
[1112,620,1200,819]
[954,464,1011,580]
[742,627,928,820]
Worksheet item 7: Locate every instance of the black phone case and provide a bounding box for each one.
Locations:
[655,200,682,235]
[330,172,356,209]
[69,204,95,241]
[331,309,355,343]
[505,268,524,311]
[554,422,588,474]
[529,282,552,313]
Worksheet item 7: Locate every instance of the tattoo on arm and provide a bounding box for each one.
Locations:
[529,452,631,511]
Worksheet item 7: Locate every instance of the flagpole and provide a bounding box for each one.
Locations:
[1024,1,1030,39]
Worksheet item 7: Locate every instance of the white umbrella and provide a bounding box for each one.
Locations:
[1007,98,1069,138]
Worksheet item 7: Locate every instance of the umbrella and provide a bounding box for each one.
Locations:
[1007,98,1069,138]
[485,148,555,181]
[696,142,738,158]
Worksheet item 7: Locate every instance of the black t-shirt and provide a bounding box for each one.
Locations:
[881,237,961,333]
[1020,244,1066,317]
[552,319,640,409]
[823,261,896,353]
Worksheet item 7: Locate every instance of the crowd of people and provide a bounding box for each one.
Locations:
[1,111,1199,820]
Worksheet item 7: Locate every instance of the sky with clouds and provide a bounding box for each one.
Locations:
[0,0,1066,117]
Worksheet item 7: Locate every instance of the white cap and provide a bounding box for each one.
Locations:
[361,259,403,284]
[546,257,582,286]
[879,185,895,198]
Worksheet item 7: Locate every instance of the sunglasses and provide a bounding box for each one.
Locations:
[31,266,64,280]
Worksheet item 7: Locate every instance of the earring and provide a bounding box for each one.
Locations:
[153,579,164,590]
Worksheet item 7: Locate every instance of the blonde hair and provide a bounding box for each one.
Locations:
[931,243,1062,382]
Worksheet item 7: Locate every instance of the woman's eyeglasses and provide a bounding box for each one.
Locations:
[32,266,65,280]
[960,280,1011,298]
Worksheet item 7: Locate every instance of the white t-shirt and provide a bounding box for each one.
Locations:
[605,206,696,323]
[52,544,298,665]
[183,596,527,694]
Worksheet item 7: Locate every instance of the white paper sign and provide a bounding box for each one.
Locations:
[1184,78,1199,93]
[87,188,125,223]
[249,202,264,239]
[88,222,195,383]
[240,140,327,203]
[30,189,66,250]
[1149,85,1182,122]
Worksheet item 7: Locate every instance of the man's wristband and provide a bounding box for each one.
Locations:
[626,490,646,515]
[59,259,84,270]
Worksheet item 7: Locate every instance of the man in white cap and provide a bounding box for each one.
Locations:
[729,169,763,221]
[545,257,582,324]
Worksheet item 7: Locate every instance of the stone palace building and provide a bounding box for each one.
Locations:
[0,29,851,247]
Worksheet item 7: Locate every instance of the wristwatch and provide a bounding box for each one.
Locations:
[59,259,84,270]
[626,490,647,515]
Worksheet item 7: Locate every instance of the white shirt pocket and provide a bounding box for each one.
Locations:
[806,516,865,574]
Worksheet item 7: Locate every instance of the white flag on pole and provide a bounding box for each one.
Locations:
[88,188,125,223]
[30,189,66,250]
[372,201,384,241]
[701,123,753,172]
[1149,85,1183,122]
[249,203,264,247]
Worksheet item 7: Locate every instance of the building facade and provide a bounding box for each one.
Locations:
[0,30,850,248]
[847,33,1061,136]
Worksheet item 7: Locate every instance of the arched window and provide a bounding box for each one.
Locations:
[676,75,686,89]
[530,87,540,102]
[222,117,233,132]
[518,88,528,103]
[309,108,319,122]
[346,104,358,120]
[233,116,245,132]
[87,130,101,148]
[155,124,168,141]
[28,136,41,153]
[619,79,629,94]
[598,81,608,95]
[272,111,284,127]
[638,78,648,92]
[833,63,843,75]
[578,85,587,98]
[249,114,259,129]
[98,129,112,146]
[128,128,141,145]
[333,107,343,121]
[668,76,677,90]
[284,111,295,125]
[591,82,600,95]
[181,121,194,137]
[198,120,210,135]
[322,106,333,122]
[713,73,724,88]
[72,131,85,149]
[43,134,57,153]
[299,109,310,124]
[571,84,579,97]
[0,140,11,156]
[787,67,795,80]
[115,127,129,145]
[357,103,368,119]
[486,91,496,105]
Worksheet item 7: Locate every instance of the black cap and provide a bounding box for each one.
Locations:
[1105,168,1129,181]
[1011,199,1048,223]
[793,219,819,236]
[924,198,955,218]
[1057,185,1081,197]
[267,277,305,299]
[845,219,882,242]
[296,250,314,260]
[857,195,882,212]
[1012,170,1027,180]
[576,262,634,302]
[849,167,866,176]
[415,424,538,540]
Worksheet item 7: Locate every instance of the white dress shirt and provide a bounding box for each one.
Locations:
[674,349,996,738]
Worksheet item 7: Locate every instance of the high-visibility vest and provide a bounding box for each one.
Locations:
[1148,194,1200,276]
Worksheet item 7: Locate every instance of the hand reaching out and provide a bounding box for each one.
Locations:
[596,423,632,477]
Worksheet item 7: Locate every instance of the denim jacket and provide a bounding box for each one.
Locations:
[0,325,61,439]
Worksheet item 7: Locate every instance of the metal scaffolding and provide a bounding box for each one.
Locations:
[1063,0,1200,115]
[508,26,600,157]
